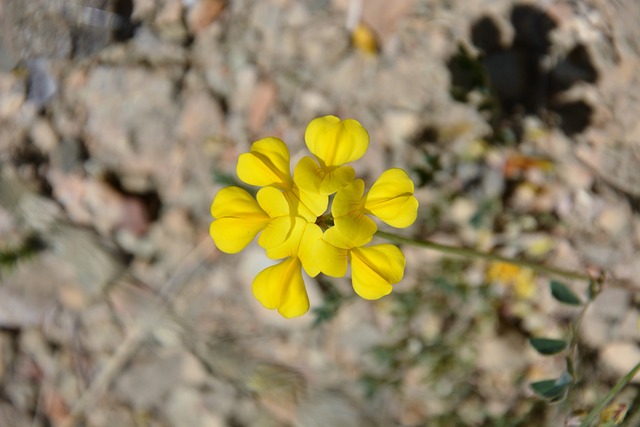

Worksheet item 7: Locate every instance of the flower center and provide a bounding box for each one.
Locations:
[315,213,334,230]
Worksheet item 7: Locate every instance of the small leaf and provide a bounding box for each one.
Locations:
[531,376,571,400]
[550,280,582,306]
[529,338,567,355]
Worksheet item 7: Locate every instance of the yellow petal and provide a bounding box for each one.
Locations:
[366,196,418,228]
[322,224,373,249]
[280,191,316,222]
[291,186,328,220]
[330,179,376,244]
[210,187,269,253]
[236,137,292,189]
[313,238,349,277]
[319,165,356,195]
[332,179,365,218]
[293,156,323,194]
[304,116,369,167]
[252,257,310,318]
[297,223,323,277]
[210,218,267,253]
[364,169,418,228]
[265,216,306,260]
[211,186,267,219]
[256,186,291,218]
[333,213,377,247]
[350,245,405,300]
[294,155,355,195]
[258,215,294,251]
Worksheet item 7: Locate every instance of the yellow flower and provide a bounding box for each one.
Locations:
[599,402,628,425]
[209,186,270,254]
[211,186,325,318]
[210,185,315,254]
[331,169,419,244]
[209,116,417,318]
[253,217,323,318]
[364,169,419,228]
[486,262,536,299]
[295,115,369,195]
[352,22,379,56]
[314,225,406,300]
[237,137,292,189]
[237,137,328,221]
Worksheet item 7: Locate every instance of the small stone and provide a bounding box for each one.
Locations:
[593,288,631,321]
[155,0,184,28]
[477,335,529,373]
[29,119,58,153]
[450,197,477,225]
[187,0,226,34]
[600,342,640,383]
[114,350,185,411]
[164,386,226,427]
[25,58,58,107]
[0,73,26,119]
[131,27,188,65]
[132,0,157,21]
[383,110,420,148]
[178,91,224,142]
[248,79,278,134]
[581,305,612,348]
[596,205,629,237]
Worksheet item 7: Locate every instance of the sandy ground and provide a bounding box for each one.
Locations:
[1,0,640,426]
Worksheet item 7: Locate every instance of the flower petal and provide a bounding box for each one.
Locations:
[319,165,356,195]
[332,179,365,218]
[322,224,373,249]
[259,215,294,251]
[330,179,376,245]
[313,238,349,277]
[252,258,310,318]
[236,137,292,188]
[290,186,328,221]
[256,186,291,218]
[367,196,418,228]
[304,115,369,167]
[210,187,269,253]
[293,156,323,194]
[333,213,377,248]
[350,245,405,300]
[210,218,266,253]
[297,223,323,277]
[211,186,267,219]
[364,169,418,228]
[294,155,355,195]
[265,216,306,260]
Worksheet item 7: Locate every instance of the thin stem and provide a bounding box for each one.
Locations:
[579,361,640,427]
[375,231,591,283]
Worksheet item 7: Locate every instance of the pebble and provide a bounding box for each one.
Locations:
[187,0,226,34]
[600,342,640,383]
[29,118,58,153]
[0,73,26,119]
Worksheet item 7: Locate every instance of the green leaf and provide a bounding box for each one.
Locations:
[529,338,567,355]
[531,374,572,400]
[550,280,582,306]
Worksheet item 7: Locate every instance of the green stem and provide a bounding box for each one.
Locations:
[375,231,591,283]
[579,361,640,427]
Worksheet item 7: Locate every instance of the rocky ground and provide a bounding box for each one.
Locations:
[1,0,640,426]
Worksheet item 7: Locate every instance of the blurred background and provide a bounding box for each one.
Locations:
[1,0,640,426]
